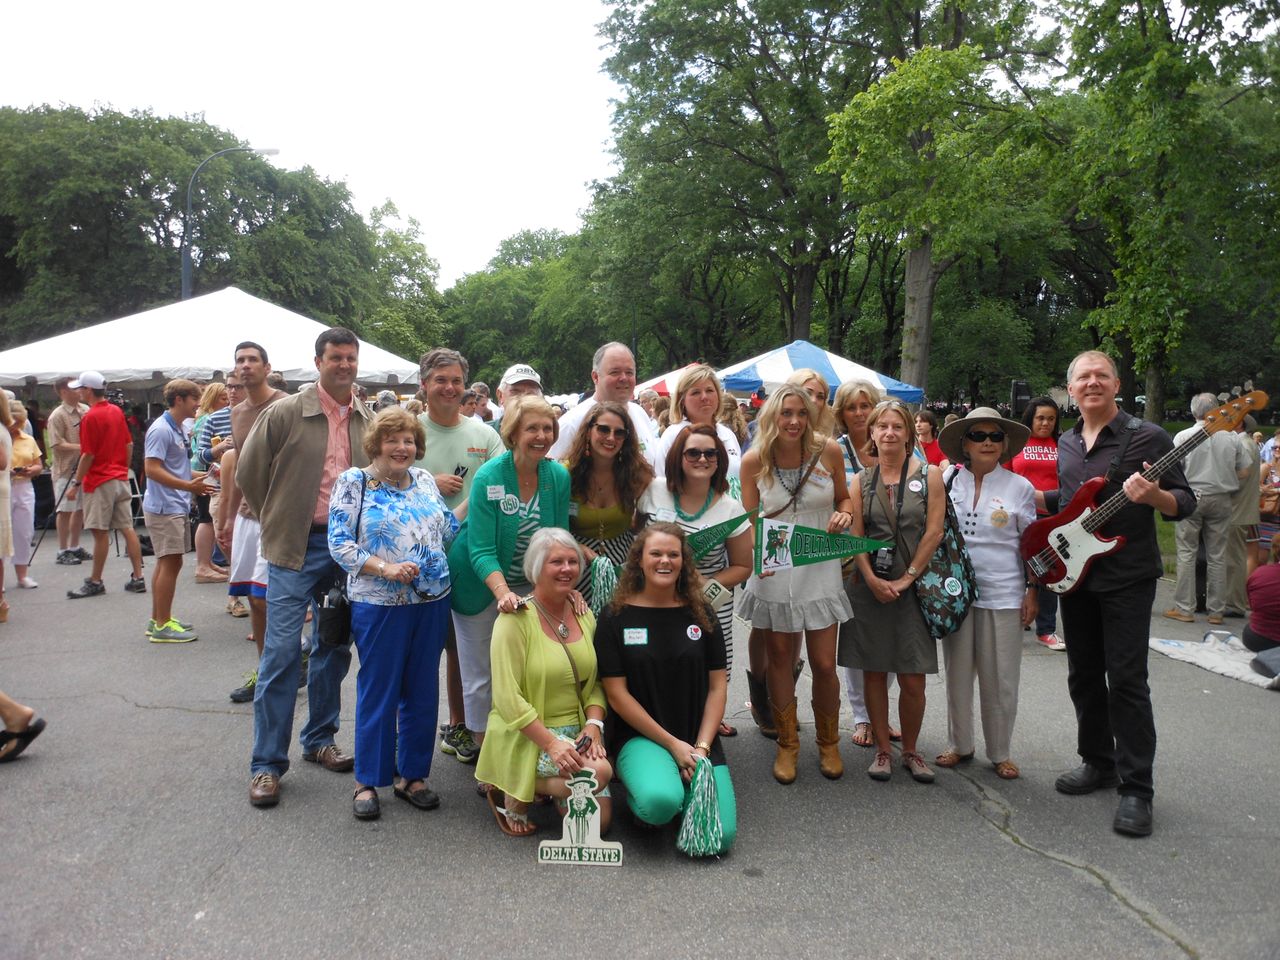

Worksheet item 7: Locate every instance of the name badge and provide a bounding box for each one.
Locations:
[500,494,520,515]
[655,508,676,523]
[487,485,504,501]
[569,501,580,517]
[623,628,648,646]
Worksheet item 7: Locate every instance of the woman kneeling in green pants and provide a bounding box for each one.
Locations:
[596,523,736,854]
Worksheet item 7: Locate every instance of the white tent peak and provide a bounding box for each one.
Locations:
[0,287,420,390]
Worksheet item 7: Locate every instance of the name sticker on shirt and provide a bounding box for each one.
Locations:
[623,628,648,646]
[487,485,504,501]
[687,624,702,641]
[500,494,520,515]
[655,508,676,523]
[568,501,579,517]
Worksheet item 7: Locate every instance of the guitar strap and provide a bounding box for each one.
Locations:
[1103,417,1143,485]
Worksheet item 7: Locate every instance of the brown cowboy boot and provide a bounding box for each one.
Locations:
[771,698,799,785]
[747,670,777,739]
[812,702,844,779]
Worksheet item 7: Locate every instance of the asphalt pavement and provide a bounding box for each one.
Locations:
[2,546,1278,960]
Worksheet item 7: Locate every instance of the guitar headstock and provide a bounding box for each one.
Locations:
[1203,391,1269,435]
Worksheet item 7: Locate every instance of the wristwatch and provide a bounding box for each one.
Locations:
[694,740,712,753]
[907,564,919,579]
[586,718,605,732]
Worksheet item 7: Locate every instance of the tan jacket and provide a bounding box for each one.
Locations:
[237,386,372,570]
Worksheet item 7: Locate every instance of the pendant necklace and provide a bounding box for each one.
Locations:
[531,598,571,640]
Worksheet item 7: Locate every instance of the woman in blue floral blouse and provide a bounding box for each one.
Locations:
[329,408,460,821]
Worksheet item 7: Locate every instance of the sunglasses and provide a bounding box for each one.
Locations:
[682,448,719,462]
[592,423,628,439]
[965,430,1006,443]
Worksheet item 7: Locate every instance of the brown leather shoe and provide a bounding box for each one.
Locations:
[249,772,280,807]
[303,744,354,773]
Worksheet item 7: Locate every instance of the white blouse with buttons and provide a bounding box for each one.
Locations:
[946,464,1037,610]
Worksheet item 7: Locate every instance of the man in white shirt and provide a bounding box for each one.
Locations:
[547,341,661,474]
[1164,392,1251,624]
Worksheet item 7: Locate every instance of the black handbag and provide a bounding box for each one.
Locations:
[317,471,367,649]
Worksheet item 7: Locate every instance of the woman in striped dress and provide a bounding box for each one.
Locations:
[638,424,752,736]
[563,401,654,606]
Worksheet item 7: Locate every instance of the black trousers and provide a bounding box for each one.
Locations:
[1059,579,1158,800]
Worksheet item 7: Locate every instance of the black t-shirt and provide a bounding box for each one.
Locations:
[595,604,727,765]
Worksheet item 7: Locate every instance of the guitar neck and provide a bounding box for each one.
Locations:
[1080,426,1208,533]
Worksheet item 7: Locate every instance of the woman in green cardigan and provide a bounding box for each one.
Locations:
[475,527,612,836]
[448,395,573,746]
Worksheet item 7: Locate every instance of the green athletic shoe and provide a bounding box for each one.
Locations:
[149,619,198,643]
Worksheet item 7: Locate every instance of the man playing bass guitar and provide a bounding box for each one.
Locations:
[1045,350,1195,839]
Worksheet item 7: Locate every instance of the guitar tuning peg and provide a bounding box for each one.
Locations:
[1245,380,1254,392]
[1231,386,1242,396]
[1217,392,1230,402]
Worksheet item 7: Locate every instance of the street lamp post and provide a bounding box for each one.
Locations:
[180,145,279,300]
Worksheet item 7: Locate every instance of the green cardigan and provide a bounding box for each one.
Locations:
[447,451,572,615]
[473,606,604,803]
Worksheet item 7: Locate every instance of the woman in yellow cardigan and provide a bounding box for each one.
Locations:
[475,528,613,837]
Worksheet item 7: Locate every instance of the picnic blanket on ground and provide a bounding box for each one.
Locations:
[1150,631,1280,691]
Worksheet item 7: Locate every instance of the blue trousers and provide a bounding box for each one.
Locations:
[251,531,353,776]
[352,597,449,787]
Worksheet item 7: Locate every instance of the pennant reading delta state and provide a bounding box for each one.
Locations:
[689,509,758,561]
[754,516,890,575]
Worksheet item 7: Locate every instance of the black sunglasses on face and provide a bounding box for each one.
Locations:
[592,423,628,439]
[683,448,718,461]
[965,430,1005,443]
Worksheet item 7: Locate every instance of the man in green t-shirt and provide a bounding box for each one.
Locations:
[416,348,505,763]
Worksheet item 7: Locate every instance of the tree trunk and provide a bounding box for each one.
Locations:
[792,262,816,342]
[1144,355,1166,424]
[900,236,957,393]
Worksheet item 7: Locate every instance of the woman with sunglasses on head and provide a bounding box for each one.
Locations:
[563,401,654,604]
[596,523,735,853]
[639,425,752,737]
[739,385,854,783]
[839,399,944,784]
[786,369,837,440]
[933,410,1037,780]
[1010,397,1066,650]
[658,365,743,481]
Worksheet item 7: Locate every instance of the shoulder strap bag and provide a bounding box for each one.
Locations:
[317,471,367,649]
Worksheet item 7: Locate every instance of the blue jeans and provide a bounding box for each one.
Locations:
[251,530,353,776]
[1035,585,1059,635]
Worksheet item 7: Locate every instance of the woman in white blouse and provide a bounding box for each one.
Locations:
[657,365,742,481]
[934,408,1038,780]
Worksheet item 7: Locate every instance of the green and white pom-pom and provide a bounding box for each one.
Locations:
[727,475,742,502]
[589,556,620,615]
[676,756,723,857]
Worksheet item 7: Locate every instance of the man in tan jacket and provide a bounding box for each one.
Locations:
[238,327,372,808]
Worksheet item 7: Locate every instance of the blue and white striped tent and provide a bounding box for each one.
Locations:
[720,340,923,403]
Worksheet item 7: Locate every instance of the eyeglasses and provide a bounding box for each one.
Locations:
[592,423,628,439]
[683,448,719,462]
[964,430,1006,443]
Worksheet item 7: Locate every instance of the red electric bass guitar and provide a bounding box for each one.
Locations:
[1022,391,1268,595]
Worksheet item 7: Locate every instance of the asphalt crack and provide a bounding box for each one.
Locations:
[952,767,1200,959]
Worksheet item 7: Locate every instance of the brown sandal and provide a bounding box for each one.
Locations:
[994,760,1020,780]
[850,722,874,747]
[488,789,537,837]
[935,750,974,768]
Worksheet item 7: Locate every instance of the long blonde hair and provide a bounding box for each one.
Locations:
[754,384,823,487]
[786,369,835,438]
[197,381,229,418]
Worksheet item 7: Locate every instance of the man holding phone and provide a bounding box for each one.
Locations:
[415,348,504,763]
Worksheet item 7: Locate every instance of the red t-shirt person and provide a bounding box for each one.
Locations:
[1010,437,1058,516]
[79,399,132,492]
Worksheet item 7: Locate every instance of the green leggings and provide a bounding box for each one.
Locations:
[617,737,737,853]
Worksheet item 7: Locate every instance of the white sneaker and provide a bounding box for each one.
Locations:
[1037,633,1067,651]
[17,577,38,589]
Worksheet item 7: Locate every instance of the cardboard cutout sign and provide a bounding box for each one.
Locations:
[537,770,623,867]
[754,516,890,575]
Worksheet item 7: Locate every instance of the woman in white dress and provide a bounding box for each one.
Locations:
[738,385,853,784]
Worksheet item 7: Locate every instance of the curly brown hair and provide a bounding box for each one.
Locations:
[564,400,654,516]
[610,523,713,632]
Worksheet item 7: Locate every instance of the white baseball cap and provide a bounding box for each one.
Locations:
[500,364,542,389]
[69,371,106,390]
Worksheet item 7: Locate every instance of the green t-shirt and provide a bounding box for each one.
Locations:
[415,413,506,509]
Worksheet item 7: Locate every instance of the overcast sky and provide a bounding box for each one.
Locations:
[2,1,620,287]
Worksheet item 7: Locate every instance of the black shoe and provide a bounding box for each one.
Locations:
[1113,796,1153,837]
[1055,763,1121,795]
[67,578,105,599]
[56,550,82,566]
[124,576,147,594]
[229,673,257,703]
[72,546,92,561]
[353,786,380,820]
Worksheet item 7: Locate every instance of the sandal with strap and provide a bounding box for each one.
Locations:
[935,750,975,768]
[718,721,738,738]
[488,789,537,837]
[994,760,1021,780]
[0,717,45,763]
[352,785,380,820]
[850,722,874,747]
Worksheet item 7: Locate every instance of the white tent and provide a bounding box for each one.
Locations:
[0,287,420,390]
